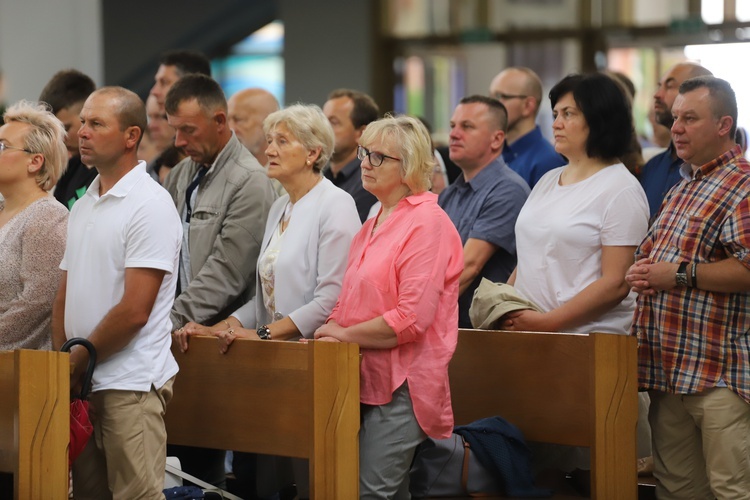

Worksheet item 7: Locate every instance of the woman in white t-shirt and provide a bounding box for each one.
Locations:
[502,73,649,335]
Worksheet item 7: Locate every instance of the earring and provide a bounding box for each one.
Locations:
[307,160,311,166]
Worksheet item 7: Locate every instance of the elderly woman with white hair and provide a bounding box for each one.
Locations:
[314,115,464,499]
[176,102,361,498]
[177,103,361,345]
[0,100,68,350]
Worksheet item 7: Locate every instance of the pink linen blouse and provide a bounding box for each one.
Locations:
[328,191,463,439]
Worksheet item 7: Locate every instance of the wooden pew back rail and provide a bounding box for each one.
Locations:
[0,349,70,500]
[165,337,360,499]
[449,329,638,499]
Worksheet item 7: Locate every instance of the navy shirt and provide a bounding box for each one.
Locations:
[639,143,682,220]
[438,156,530,328]
[502,126,565,188]
[324,157,377,223]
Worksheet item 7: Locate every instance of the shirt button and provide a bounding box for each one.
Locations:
[274,311,283,320]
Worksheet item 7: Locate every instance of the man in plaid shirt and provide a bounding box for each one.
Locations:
[626,76,750,499]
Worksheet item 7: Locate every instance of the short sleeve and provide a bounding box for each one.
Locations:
[125,196,182,272]
[468,184,527,254]
[601,185,649,247]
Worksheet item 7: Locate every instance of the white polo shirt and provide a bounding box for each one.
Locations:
[61,161,182,392]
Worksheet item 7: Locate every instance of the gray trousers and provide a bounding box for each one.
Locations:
[359,382,427,500]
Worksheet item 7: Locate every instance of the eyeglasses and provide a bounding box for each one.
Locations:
[357,145,401,167]
[493,93,528,101]
[0,142,33,155]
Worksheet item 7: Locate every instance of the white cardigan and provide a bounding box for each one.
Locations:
[231,177,361,338]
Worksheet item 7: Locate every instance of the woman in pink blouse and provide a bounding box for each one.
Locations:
[314,115,464,499]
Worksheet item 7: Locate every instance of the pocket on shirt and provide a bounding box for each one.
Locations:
[675,213,718,255]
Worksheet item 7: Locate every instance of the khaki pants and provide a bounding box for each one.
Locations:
[649,388,750,500]
[72,377,175,500]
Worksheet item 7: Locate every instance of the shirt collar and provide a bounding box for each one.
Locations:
[205,133,236,175]
[328,156,361,179]
[402,190,436,206]
[86,161,147,200]
[461,155,505,190]
[509,125,544,153]
[680,144,743,181]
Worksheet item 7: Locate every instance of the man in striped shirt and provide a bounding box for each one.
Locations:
[626,76,750,499]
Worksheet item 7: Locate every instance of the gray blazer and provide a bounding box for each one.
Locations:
[232,178,361,338]
[165,133,276,328]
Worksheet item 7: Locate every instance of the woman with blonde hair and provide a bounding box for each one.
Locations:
[314,114,464,498]
[0,100,68,350]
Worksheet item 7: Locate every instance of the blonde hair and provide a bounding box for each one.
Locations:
[3,100,67,190]
[359,114,434,193]
[263,103,334,173]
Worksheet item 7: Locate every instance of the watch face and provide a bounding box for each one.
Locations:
[258,326,271,339]
[676,274,688,286]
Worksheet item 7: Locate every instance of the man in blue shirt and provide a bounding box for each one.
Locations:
[490,67,564,188]
[640,62,712,220]
[439,96,530,328]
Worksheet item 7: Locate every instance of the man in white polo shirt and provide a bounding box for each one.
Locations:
[52,86,182,499]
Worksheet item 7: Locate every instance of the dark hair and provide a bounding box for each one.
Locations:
[159,50,211,77]
[459,94,508,131]
[165,74,226,115]
[153,145,183,175]
[327,88,379,129]
[680,76,738,138]
[549,73,632,159]
[39,69,96,114]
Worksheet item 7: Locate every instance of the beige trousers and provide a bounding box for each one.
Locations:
[649,388,750,500]
[72,377,175,500]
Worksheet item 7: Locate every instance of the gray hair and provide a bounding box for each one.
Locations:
[263,103,334,173]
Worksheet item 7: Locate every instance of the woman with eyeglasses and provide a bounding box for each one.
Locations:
[314,115,464,499]
[0,100,68,350]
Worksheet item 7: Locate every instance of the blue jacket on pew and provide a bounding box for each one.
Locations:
[455,416,552,498]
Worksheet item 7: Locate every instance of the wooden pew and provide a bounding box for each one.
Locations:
[0,349,70,500]
[165,337,360,499]
[449,329,638,499]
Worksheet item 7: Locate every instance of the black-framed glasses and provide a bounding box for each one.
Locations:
[0,142,33,154]
[493,92,528,101]
[357,145,401,167]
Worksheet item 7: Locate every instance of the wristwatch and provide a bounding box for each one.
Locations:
[257,325,272,340]
[676,262,689,287]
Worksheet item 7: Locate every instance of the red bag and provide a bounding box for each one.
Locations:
[61,338,97,466]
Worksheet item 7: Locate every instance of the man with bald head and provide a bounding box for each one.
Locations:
[489,66,563,188]
[640,62,713,219]
[228,87,279,166]
[52,86,182,498]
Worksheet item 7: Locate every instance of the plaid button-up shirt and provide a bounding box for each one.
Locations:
[633,145,750,402]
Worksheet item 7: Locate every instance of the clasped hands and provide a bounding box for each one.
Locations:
[625,258,679,296]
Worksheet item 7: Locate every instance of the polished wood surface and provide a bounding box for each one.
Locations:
[449,329,638,499]
[166,336,360,499]
[0,349,70,500]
